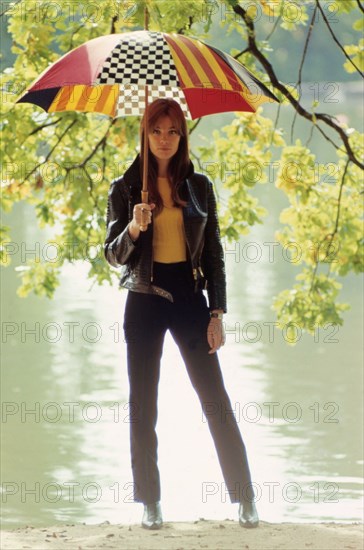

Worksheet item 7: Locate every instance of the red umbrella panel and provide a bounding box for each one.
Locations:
[17,31,279,119]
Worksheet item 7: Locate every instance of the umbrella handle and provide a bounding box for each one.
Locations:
[141,191,149,202]
[139,190,149,232]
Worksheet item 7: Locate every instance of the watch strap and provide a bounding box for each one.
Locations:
[210,312,223,319]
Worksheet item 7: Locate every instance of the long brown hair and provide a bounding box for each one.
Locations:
[140,99,189,212]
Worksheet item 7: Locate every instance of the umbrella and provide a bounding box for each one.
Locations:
[17,31,278,119]
[16,29,279,222]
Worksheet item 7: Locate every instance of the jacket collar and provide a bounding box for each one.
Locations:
[123,154,195,189]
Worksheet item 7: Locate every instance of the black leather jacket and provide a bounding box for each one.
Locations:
[104,155,227,312]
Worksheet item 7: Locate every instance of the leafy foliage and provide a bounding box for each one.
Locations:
[1,0,363,342]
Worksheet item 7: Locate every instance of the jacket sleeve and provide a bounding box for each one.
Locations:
[201,179,227,313]
[104,179,139,268]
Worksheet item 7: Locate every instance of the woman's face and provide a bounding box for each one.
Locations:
[148,115,181,165]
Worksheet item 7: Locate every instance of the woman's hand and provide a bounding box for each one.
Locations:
[128,203,156,240]
[207,315,226,354]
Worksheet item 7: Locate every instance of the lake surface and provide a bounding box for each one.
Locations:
[1,86,363,528]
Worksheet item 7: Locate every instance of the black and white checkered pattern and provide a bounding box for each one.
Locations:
[115,84,191,119]
[96,31,179,87]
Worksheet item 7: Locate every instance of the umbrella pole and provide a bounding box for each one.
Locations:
[141,84,149,206]
[140,5,149,229]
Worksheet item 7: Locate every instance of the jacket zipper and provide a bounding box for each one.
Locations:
[150,217,154,282]
[182,209,198,287]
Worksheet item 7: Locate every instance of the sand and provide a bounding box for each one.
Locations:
[1,520,363,550]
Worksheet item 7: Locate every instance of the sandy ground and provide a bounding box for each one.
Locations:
[0,520,363,550]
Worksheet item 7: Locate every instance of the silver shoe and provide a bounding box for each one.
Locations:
[141,501,163,530]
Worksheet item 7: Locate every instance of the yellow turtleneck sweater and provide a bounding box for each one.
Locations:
[152,177,187,263]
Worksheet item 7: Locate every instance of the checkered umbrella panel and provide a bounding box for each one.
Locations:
[17,31,278,120]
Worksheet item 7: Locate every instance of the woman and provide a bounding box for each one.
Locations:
[104,98,259,530]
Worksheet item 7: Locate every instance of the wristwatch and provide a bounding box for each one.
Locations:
[210,312,223,319]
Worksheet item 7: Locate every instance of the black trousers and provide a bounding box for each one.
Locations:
[123,262,253,505]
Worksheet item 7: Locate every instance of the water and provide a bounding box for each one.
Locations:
[1,88,363,528]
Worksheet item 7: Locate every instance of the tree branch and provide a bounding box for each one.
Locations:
[233,47,251,60]
[189,150,204,172]
[356,0,364,14]
[316,0,364,78]
[177,15,194,35]
[265,14,282,42]
[73,119,116,169]
[304,120,316,148]
[22,120,78,184]
[331,159,350,236]
[28,118,63,136]
[14,117,64,155]
[67,23,86,51]
[110,15,118,34]
[232,3,364,171]
[0,0,22,18]
[311,158,350,285]
[189,117,202,135]
[291,4,318,143]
